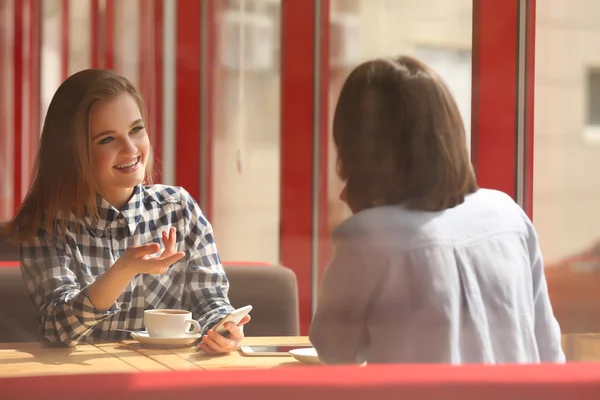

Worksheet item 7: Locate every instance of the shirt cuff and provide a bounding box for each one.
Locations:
[71,286,119,325]
[199,306,233,335]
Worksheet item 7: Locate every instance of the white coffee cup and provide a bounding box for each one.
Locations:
[144,309,201,338]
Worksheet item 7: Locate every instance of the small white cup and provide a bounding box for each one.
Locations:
[144,309,201,338]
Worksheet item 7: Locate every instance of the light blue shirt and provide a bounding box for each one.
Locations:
[310,189,565,364]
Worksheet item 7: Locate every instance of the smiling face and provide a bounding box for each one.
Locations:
[89,92,150,209]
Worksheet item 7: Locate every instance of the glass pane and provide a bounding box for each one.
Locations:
[114,0,140,88]
[326,0,473,232]
[68,0,90,74]
[40,0,62,133]
[533,0,600,348]
[0,0,14,221]
[211,0,281,264]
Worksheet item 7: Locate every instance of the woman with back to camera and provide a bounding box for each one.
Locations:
[8,69,248,352]
[309,55,564,364]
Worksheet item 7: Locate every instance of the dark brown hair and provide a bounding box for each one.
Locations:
[333,55,477,213]
[9,69,153,242]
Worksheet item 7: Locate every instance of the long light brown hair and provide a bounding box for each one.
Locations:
[333,55,477,213]
[9,69,153,243]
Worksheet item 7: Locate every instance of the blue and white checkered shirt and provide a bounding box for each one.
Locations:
[19,184,234,346]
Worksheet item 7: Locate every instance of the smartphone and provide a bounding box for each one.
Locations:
[239,345,311,357]
[211,305,253,336]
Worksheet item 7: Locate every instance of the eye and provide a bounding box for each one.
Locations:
[99,136,114,145]
[131,125,145,134]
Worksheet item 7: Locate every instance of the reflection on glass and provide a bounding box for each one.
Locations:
[327,0,473,232]
[212,0,281,264]
[534,2,600,264]
[68,0,90,75]
[0,0,14,220]
[41,0,62,131]
[534,0,600,343]
[114,0,140,88]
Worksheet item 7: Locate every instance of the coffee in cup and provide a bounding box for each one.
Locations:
[144,309,201,338]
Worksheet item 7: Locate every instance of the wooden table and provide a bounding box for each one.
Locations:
[562,333,600,361]
[3,334,600,378]
[0,336,313,378]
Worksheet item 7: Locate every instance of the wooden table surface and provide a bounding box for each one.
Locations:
[2,334,600,378]
[0,336,313,378]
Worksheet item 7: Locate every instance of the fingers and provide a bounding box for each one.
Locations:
[143,252,183,275]
[201,329,238,354]
[141,249,185,275]
[201,334,228,354]
[152,251,185,266]
[145,265,170,275]
[237,315,251,326]
[160,231,172,257]
[197,341,215,354]
[130,242,160,257]
[125,230,184,275]
[222,322,244,342]
[167,227,176,249]
[161,227,177,256]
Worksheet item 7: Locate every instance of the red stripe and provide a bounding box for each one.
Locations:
[4,363,600,400]
[222,261,271,267]
[60,0,69,79]
[13,0,23,213]
[152,0,164,183]
[525,0,536,219]
[280,0,317,334]
[0,0,9,217]
[175,0,200,200]
[0,261,19,268]
[471,0,519,197]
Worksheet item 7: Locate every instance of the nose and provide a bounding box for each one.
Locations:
[120,136,138,156]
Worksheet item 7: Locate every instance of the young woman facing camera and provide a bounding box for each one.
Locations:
[9,69,248,352]
[309,56,564,364]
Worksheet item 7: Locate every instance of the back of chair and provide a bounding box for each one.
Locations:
[0,266,39,342]
[0,224,38,342]
[223,264,299,336]
[0,223,19,261]
[545,266,600,334]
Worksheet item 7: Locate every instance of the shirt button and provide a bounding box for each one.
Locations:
[119,303,128,311]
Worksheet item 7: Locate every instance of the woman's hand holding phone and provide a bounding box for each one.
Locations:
[198,305,252,354]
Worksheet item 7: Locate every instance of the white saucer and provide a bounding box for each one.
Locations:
[289,347,322,365]
[130,331,201,348]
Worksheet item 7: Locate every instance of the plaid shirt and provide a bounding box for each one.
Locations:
[19,184,234,346]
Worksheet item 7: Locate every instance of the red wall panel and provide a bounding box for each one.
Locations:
[280,0,316,334]
[12,0,23,213]
[471,0,519,198]
[175,0,201,199]
[152,0,164,184]
[280,0,330,333]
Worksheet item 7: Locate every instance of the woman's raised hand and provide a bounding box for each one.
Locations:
[117,227,185,275]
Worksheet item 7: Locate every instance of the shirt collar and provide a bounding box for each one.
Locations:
[86,185,145,236]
